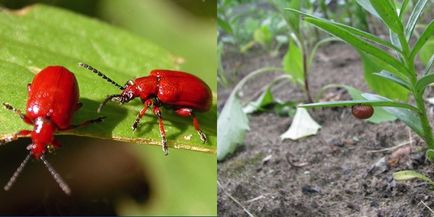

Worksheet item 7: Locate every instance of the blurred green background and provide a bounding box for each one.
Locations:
[0,0,216,215]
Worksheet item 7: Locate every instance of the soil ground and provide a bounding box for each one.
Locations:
[218,43,434,216]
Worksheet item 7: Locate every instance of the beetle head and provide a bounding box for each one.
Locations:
[97,83,138,113]
[30,117,55,159]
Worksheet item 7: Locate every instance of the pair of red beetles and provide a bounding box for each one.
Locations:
[0,64,212,194]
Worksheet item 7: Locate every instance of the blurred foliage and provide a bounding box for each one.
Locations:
[0,0,216,216]
[218,0,369,55]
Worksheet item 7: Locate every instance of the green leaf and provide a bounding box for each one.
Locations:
[405,0,429,40]
[426,149,434,162]
[0,5,216,153]
[217,94,249,161]
[419,38,434,65]
[343,85,396,123]
[299,99,419,112]
[283,38,304,85]
[217,16,233,34]
[284,9,408,76]
[360,52,409,101]
[361,93,424,138]
[356,0,380,19]
[423,55,434,75]
[415,73,434,94]
[399,0,411,18]
[410,20,434,61]
[373,71,411,91]
[243,86,275,114]
[369,0,404,34]
[280,107,321,140]
[253,25,272,48]
[271,0,301,33]
[286,8,400,52]
[393,170,434,186]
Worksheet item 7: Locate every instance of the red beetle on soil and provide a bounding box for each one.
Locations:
[79,63,212,155]
[0,66,104,194]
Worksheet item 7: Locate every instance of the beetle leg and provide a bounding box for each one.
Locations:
[175,108,207,143]
[0,130,32,145]
[153,106,168,155]
[65,116,106,130]
[132,99,153,131]
[2,103,32,124]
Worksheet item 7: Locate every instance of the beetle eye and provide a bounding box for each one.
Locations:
[127,80,134,86]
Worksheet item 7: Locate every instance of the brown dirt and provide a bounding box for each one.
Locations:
[218,43,434,216]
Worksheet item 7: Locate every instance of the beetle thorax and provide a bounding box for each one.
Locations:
[30,117,55,158]
[133,76,159,101]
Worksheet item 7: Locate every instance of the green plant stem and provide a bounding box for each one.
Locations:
[298,33,313,103]
[414,92,434,149]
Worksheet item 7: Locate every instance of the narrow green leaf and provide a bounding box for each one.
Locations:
[362,93,424,138]
[405,0,429,40]
[343,85,396,123]
[389,30,402,50]
[243,86,275,114]
[0,5,216,153]
[373,70,411,91]
[419,38,434,65]
[356,0,380,19]
[415,73,434,94]
[294,14,409,76]
[286,8,401,52]
[399,0,411,19]
[283,38,304,85]
[299,100,419,112]
[423,55,434,75]
[360,52,409,101]
[217,94,249,161]
[410,20,434,60]
[393,170,434,186]
[217,16,233,34]
[369,0,403,34]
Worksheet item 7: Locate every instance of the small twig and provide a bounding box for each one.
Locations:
[245,195,265,203]
[218,181,255,217]
[367,141,410,153]
[418,200,434,214]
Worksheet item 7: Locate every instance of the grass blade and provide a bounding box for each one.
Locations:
[405,0,429,40]
[373,70,411,91]
[299,100,419,112]
[369,0,404,34]
[394,170,434,186]
[415,73,434,94]
[410,20,434,61]
[423,55,434,75]
[303,16,408,76]
[286,8,401,52]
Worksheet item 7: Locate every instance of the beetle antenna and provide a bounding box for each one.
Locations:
[4,153,31,191]
[98,94,122,113]
[40,155,71,195]
[78,63,125,90]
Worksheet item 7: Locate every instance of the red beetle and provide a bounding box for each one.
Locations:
[0,66,104,194]
[79,63,212,155]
